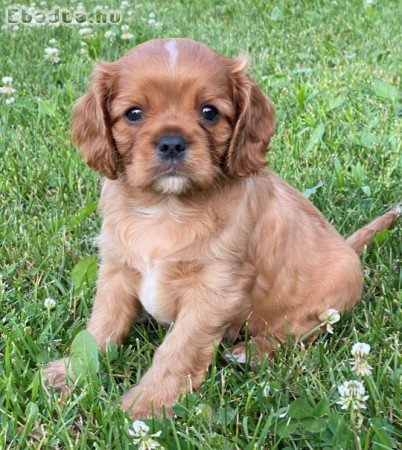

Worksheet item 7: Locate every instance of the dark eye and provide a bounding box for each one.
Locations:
[126,107,143,122]
[201,105,219,121]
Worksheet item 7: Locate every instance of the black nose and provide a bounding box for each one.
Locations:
[157,135,187,160]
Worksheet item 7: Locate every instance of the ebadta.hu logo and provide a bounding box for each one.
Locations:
[4,4,122,27]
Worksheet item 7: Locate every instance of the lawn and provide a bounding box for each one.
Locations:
[0,0,401,448]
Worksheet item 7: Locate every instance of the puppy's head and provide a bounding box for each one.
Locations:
[72,39,275,195]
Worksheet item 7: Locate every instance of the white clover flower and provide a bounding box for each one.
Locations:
[44,297,56,309]
[0,76,16,95]
[128,420,162,450]
[350,342,372,376]
[320,308,340,334]
[121,24,129,31]
[104,30,116,40]
[147,14,162,27]
[350,358,372,377]
[5,97,15,104]
[2,76,13,85]
[351,342,370,358]
[49,38,57,45]
[130,420,150,436]
[120,0,129,9]
[0,86,15,94]
[121,31,133,40]
[79,27,93,37]
[337,380,369,410]
[44,47,61,64]
[0,86,16,95]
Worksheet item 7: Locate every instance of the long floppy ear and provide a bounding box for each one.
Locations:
[225,55,275,177]
[71,62,120,180]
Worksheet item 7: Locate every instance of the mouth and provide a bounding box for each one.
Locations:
[158,158,186,171]
[154,174,190,195]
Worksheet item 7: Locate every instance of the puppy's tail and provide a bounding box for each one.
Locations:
[346,205,401,255]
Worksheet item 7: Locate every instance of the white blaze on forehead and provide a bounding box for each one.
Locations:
[164,40,178,67]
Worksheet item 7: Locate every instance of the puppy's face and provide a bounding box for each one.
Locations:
[72,39,275,195]
[111,40,235,194]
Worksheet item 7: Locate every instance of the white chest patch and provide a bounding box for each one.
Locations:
[164,40,178,67]
[139,262,172,324]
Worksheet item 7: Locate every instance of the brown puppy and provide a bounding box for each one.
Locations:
[44,38,399,418]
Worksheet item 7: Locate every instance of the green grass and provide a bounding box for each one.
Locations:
[0,0,401,448]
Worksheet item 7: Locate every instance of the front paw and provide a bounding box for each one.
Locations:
[43,358,74,390]
[121,384,175,419]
